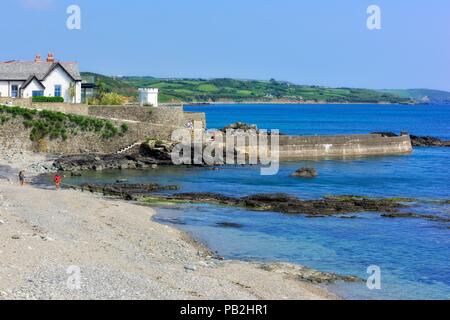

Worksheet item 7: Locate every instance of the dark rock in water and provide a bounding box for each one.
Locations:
[116,179,128,183]
[157,217,187,225]
[291,167,318,178]
[381,213,416,219]
[216,222,243,229]
[372,132,450,147]
[167,193,406,216]
[221,122,258,132]
[372,132,399,138]
[410,135,450,147]
[260,262,361,284]
[381,212,450,223]
[242,193,301,208]
[70,171,82,177]
[80,183,179,200]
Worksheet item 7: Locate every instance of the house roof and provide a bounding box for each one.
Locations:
[0,61,82,81]
[21,75,45,90]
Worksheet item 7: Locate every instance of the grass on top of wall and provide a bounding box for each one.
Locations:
[0,105,127,142]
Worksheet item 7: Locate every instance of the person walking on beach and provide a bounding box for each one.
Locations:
[19,171,25,186]
[54,174,62,190]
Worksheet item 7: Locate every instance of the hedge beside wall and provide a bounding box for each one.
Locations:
[32,96,65,103]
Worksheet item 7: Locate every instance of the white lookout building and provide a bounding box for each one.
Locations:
[139,88,159,107]
[0,53,82,103]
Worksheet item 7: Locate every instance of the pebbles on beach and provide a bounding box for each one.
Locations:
[0,149,339,300]
[0,147,57,181]
[184,264,197,272]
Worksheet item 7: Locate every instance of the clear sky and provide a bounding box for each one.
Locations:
[2,0,449,91]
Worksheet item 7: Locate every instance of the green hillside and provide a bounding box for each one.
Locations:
[81,72,137,97]
[379,89,450,104]
[81,72,412,104]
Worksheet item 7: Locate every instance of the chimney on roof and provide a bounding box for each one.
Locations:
[46,53,55,63]
[35,54,42,63]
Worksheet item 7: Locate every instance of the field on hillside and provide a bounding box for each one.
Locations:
[82,73,412,104]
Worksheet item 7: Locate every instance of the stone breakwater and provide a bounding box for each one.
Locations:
[276,134,413,159]
[51,133,413,172]
[220,125,413,160]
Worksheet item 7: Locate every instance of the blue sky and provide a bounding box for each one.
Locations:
[2,0,449,90]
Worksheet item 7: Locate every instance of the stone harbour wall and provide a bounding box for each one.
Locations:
[0,117,181,155]
[25,103,206,128]
[277,134,413,159]
[0,103,206,155]
[232,133,413,160]
[32,103,90,116]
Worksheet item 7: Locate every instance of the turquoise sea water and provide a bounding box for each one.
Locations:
[63,104,450,300]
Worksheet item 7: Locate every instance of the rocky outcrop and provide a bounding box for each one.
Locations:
[260,262,361,284]
[221,122,258,132]
[54,154,147,172]
[78,183,179,200]
[372,132,450,147]
[380,212,450,223]
[216,222,243,229]
[291,167,318,178]
[69,183,408,216]
[372,132,399,138]
[68,182,450,224]
[139,140,178,160]
[410,135,450,147]
[53,140,177,172]
[164,193,406,216]
[53,138,227,172]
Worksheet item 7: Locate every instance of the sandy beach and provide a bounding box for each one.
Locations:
[0,150,337,300]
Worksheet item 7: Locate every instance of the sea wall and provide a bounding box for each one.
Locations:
[0,97,32,107]
[277,134,412,159]
[0,117,180,155]
[1,102,208,155]
[32,103,90,116]
[26,103,206,128]
[232,133,412,160]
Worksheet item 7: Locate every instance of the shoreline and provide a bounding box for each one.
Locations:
[181,101,419,106]
[0,151,341,300]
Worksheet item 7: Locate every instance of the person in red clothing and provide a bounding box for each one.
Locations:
[54,174,62,190]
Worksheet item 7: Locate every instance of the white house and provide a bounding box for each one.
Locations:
[0,53,82,103]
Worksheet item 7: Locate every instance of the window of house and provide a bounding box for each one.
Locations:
[11,85,18,98]
[54,85,62,97]
[32,90,44,97]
